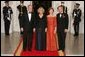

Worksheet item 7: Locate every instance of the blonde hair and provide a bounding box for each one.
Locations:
[37,7,45,14]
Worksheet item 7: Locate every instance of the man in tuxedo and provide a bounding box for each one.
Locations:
[17,1,27,35]
[3,1,13,35]
[56,5,69,56]
[72,3,82,36]
[21,5,35,51]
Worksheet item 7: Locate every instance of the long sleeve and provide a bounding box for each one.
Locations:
[33,13,37,28]
[45,16,47,28]
[20,13,25,28]
[79,9,82,18]
[31,13,36,28]
[10,7,13,14]
[3,7,6,21]
[33,14,37,28]
[65,14,69,29]
[54,17,57,27]
[3,7,6,15]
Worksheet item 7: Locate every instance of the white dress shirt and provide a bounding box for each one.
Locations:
[28,11,32,22]
[7,10,10,21]
[60,13,62,18]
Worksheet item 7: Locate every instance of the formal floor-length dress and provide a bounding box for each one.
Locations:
[35,15,47,51]
[46,16,58,51]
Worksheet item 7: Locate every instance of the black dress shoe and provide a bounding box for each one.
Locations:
[76,34,79,36]
[5,33,10,36]
[74,34,76,36]
[20,31,23,35]
[74,34,79,38]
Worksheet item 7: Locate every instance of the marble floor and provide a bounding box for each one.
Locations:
[1,32,84,56]
[1,32,21,56]
[65,32,84,56]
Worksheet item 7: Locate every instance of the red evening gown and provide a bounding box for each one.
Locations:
[46,16,58,51]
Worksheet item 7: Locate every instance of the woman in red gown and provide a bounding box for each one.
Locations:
[46,7,58,51]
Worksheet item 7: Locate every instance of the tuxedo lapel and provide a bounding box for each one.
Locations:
[27,13,29,22]
[31,13,33,21]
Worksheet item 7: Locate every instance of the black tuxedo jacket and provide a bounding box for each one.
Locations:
[57,13,69,31]
[21,12,35,32]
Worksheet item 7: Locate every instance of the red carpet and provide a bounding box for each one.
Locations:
[21,50,58,56]
[20,32,59,56]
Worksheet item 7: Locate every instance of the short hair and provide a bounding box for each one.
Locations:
[37,6,45,13]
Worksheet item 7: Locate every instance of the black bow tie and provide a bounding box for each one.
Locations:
[28,12,31,13]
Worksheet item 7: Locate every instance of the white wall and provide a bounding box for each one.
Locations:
[52,1,84,34]
[1,1,84,34]
[1,1,5,33]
